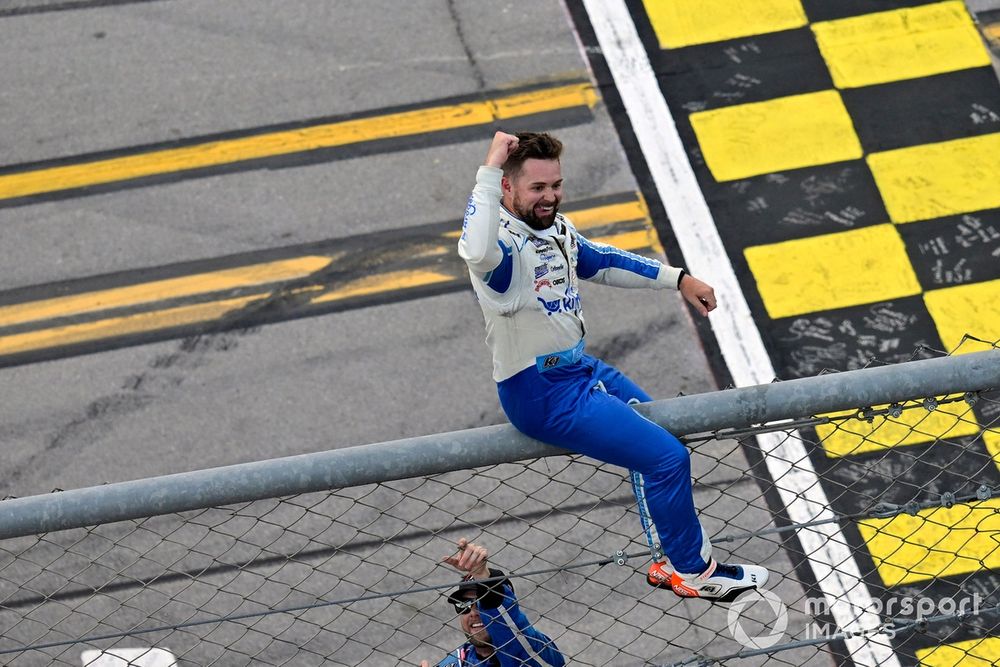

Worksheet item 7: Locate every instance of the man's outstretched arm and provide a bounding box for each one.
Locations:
[576,233,716,316]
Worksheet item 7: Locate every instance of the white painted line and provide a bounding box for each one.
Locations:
[577,2,900,665]
[80,647,177,667]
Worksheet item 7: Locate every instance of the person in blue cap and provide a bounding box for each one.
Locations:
[436,538,564,667]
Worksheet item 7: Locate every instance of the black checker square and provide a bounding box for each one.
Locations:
[972,387,1000,440]
[842,67,1000,153]
[898,209,1000,290]
[701,159,889,247]
[764,297,943,380]
[801,0,942,23]
[809,433,1000,517]
[890,581,1000,666]
[655,28,833,113]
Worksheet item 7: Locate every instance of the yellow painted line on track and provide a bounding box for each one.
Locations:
[0,83,598,201]
[857,498,1000,586]
[0,195,660,360]
[310,269,455,305]
[812,1,990,88]
[0,256,332,329]
[643,0,807,49]
[815,402,981,457]
[0,295,267,356]
[569,197,650,231]
[868,132,1000,224]
[744,224,921,319]
[690,90,863,182]
[917,637,1000,666]
[589,228,663,255]
[308,228,657,307]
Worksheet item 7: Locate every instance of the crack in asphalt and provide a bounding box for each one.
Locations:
[1,329,255,496]
[446,0,487,91]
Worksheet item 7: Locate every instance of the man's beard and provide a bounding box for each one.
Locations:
[512,197,559,231]
[466,630,492,650]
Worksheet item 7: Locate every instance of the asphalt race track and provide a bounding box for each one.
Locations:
[2,1,999,665]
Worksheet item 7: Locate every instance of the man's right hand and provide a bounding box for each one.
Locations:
[485,131,519,168]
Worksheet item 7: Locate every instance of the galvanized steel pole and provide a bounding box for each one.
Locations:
[1,349,998,541]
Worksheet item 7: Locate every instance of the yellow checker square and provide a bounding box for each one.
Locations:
[812,1,990,89]
[744,224,921,319]
[868,133,1000,224]
[643,0,807,48]
[917,638,1000,667]
[816,401,980,458]
[857,498,1000,586]
[924,278,1000,354]
[690,90,862,182]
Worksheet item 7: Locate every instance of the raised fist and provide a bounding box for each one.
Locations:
[485,131,519,168]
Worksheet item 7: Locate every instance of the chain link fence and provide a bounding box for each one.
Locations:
[1,341,999,666]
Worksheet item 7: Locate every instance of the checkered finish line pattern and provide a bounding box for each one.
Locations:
[632,0,1000,664]
[640,0,1000,366]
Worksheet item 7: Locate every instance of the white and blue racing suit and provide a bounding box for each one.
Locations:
[458,166,712,575]
[437,570,564,667]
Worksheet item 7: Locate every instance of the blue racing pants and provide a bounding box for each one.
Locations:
[498,353,710,575]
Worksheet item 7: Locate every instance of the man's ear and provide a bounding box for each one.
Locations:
[501,175,511,193]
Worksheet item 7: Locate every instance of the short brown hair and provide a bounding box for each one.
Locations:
[502,132,563,178]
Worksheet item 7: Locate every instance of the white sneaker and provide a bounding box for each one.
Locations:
[670,558,769,603]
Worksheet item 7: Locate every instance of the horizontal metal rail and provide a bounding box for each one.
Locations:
[1,349,998,541]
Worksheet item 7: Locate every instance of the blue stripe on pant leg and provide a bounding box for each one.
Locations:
[630,469,664,562]
[591,359,676,566]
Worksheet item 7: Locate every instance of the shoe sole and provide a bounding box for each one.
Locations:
[704,585,756,604]
[649,579,758,604]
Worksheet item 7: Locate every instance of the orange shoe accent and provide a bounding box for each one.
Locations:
[646,562,673,589]
[669,572,699,598]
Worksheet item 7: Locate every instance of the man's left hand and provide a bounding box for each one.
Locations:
[679,274,717,317]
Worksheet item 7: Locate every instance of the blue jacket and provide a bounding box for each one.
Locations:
[436,572,564,667]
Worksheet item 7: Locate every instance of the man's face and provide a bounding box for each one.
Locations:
[458,594,491,649]
[503,158,563,231]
